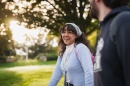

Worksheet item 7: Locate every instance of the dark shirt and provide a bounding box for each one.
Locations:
[94,6,130,86]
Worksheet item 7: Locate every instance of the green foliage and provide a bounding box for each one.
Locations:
[0,0,99,53]
[0,56,7,62]
[0,2,15,24]
[0,56,17,63]
[45,52,58,61]
[0,26,15,56]
[28,43,58,59]
[88,29,98,52]
[4,0,98,36]
[35,53,44,59]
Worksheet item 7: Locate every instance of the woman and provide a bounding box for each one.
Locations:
[48,23,94,86]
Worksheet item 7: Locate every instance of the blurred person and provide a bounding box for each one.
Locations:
[89,0,130,86]
[48,23,94,86]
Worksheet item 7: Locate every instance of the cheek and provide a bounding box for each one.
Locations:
[73,36,78,40]
[74,36,77,40]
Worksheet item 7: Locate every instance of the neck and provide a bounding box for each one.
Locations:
[98,3,112,21]
[66,43,74,47]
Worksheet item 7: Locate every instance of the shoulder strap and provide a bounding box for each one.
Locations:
[75,48,94,64]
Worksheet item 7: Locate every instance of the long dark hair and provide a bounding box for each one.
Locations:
[58,24,89,57]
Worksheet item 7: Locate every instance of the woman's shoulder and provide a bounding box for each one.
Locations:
[76,43,87,49]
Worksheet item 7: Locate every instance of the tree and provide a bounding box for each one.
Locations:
[0,24,15,56]
[0,1,16,56]
[0,0,99,55]
[0,1,15,25]
[5,0,98,36]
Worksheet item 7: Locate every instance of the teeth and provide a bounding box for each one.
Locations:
[64,39,69,40]
[64,37,69,40]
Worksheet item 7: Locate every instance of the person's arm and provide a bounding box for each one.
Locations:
[48,57,63,86]
[116,17,130,86]
[76,44,94,86]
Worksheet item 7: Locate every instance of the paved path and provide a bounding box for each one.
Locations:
[1,65,55,71]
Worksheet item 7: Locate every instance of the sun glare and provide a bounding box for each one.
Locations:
[10,20,26,44]
[9,20,58,47]
[10,20,45,45]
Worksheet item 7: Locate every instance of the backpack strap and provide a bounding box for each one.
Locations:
[109,11,129,44]
[75,48,94,64]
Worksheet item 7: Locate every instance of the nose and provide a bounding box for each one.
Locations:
[64,32,69,35]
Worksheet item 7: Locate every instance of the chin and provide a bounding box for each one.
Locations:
[65,43,70,46]
[65,44,70,46]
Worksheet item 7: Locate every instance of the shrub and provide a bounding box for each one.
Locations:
[0,56,7,63]
[44,52,58,61]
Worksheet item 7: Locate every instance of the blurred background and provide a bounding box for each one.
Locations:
[0,0,99,86]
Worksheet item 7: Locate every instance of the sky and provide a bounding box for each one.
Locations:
[9,20,58,47]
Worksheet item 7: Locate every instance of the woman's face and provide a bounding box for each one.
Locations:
[61,26,77,46]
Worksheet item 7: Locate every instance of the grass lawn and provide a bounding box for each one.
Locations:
[0,60,64,86]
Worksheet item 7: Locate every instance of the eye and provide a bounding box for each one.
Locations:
[68,31,73,34]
